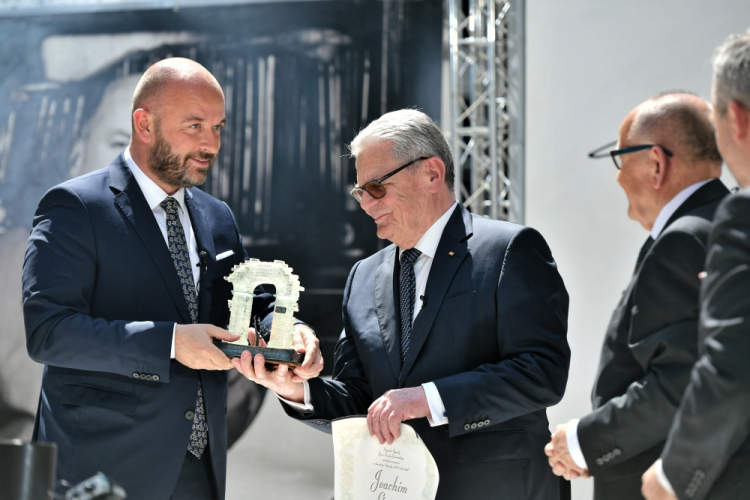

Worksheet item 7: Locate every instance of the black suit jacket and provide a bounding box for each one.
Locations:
[660,187,750,500]
[283,205,571,500]
[22,154,273,499]
[578,179,729,499]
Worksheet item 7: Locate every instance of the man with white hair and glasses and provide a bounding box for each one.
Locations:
[235,109,572,499]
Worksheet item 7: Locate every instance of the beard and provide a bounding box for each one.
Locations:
[148,128,216,188]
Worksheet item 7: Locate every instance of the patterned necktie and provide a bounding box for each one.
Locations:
[161,197,207,458]
[634,236,655,275]
[399,248,422,361]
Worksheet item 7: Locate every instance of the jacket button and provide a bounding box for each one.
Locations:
[613,448,621,456]
[470,423,477,429]
[596,458,604,466]
[464,424,471,431]
[153,374,160,381]
[477,421,484,427]
[144,374,153,381]
[132,372,140,379]
[483,419,490,425]
[185,411,195,421]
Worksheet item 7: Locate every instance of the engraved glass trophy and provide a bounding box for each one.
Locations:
[215,259,305,366]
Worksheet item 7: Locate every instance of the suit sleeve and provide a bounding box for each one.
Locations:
[280,260,374,430]
[661,193,750,500]
[23,185,174,381]
[434,226,571,436]
[578,229,704,474]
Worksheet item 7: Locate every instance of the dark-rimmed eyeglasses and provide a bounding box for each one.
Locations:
[588,140,674,170]
[350,156,432,202]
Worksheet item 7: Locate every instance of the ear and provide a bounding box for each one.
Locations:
[650,145,669,190]
[728,101,750,140]
[424,157,446,193]
[132,108,155,144]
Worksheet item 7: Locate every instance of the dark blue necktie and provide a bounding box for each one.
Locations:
[399,248,422,361]
[161,197,207,458]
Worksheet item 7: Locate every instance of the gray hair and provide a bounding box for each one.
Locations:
[712,29,750,114]
[349,109,455,189]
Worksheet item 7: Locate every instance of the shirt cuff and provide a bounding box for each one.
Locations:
[656,459,676,496]
[170,323,176,359]
[421,382,448,426]
[276,380,314,412]
[566,419,588,469]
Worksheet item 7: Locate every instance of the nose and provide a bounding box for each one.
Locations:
[202,128,221,154]
[359,189,378,212]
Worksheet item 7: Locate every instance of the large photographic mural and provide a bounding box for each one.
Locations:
[0,0,441,443]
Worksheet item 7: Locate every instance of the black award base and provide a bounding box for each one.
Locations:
[215,341,303,367]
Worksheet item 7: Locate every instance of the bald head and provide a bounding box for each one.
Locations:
[627,91,722,166]
[131,57,223,123]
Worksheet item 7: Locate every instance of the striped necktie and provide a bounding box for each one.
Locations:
[399,248,422,361]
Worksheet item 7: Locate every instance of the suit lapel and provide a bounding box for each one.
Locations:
[184,191,216,320]
[109,156,192,324]
[374,246,402,380]
[399,205,472,385]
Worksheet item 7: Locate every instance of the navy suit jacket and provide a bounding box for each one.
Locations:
[284,205,571,499]
[22,154,272,499]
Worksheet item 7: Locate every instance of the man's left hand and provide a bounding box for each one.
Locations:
[290,323,323,383]
[367,387,430,445]
[642,460,678,500]
[545,421,589,480]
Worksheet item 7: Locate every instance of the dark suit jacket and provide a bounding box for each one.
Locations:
[22,154,272,499]
[578,179,729,500]
[283,205,571,499]
[660,187,750,500]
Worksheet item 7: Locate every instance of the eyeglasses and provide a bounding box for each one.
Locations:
[588,140,674,170]
[350,156,432,202]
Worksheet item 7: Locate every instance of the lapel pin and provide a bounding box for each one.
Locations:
[448,251,455,257]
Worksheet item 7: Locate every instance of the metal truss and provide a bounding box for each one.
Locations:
[448,0,523,222]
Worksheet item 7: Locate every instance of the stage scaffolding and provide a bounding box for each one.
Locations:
[447,0,525,223]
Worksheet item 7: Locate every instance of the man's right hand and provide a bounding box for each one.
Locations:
[174,324,239,370]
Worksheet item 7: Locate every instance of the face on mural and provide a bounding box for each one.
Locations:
[69,73,142,179]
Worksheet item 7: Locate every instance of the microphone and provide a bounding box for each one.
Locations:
[196,251,207,267]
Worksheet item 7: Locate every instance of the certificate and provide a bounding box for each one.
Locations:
[332,416,439,500]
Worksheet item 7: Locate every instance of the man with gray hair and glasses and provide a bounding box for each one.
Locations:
[234,109,572,499]
[544,91,728,500]
[642,30,750,500]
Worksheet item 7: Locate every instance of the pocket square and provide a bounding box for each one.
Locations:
[216,250,235,261]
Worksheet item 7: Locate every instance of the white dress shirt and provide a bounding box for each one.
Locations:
[123,148,200,358]
[283,201,459,424]
[566,179,714,489]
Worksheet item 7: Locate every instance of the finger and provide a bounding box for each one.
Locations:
[544,442,555,456]
[276,363,290,382]
[366,408,375,436]
[253,354,269,380]
[207,344,233,370]
[208,326,241,342]
[258,337,268,348]
[248,328,257,346]
[552,462,567,476]
[388,413,401,442]
[379,410,394,445]
[569,470,580,479]
[233,351,254,380]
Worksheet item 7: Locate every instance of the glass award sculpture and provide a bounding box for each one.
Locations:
[215,259,305,366]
